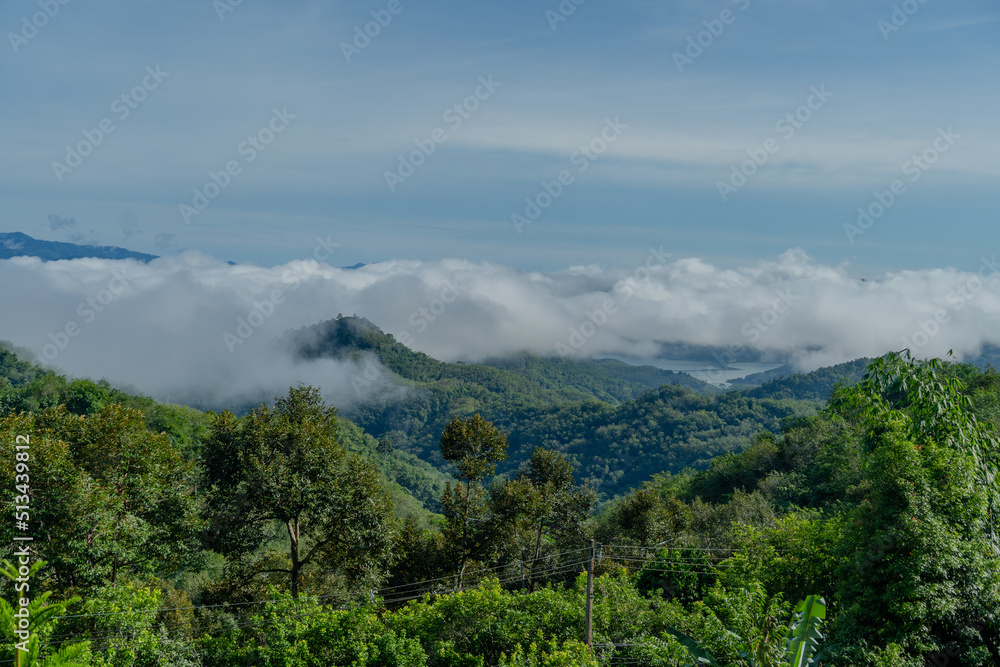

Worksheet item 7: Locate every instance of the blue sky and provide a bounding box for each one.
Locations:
[2,0,998,272]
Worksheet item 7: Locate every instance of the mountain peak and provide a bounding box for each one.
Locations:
[0,232,158,262]
[287,315,452,386]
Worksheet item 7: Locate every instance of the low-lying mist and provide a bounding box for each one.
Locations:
[2,248,998,410]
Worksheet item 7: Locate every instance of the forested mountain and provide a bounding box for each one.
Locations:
[11,324,997,666]
[3,319,873,506]
[3,346,999,666]
[478,352,722,400]
[0,342,449,520]
[0,231,159,262]
[290,316,820,499]
[730,358,873,401]
[290,315,717,402]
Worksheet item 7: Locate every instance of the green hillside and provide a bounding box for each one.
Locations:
[5,333,1000,665]
[4,350,999,666]
[289,316,822,499]
[290,315,717,403]
[731,358,873,401]
[0,341,448,519]
[5,322,872,505]
[479,352,721,401]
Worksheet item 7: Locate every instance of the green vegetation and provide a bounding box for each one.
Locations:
[201,386,397,600]
[2,338,1000,665]
[0,405,203,592]
[439,414,509,588]
[0,341,450,516]
[0,560,90,666]
[733,358,872,401]
[292,317,823,499]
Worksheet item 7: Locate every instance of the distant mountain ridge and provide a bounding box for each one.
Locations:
[288,315,717,402]
[0,231,159,262]
[732,358,873,401]
[285,316,824,496]
[1,231,368,268]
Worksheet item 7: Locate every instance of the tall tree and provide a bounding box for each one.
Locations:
[0,405,203,593]
[201,385,396,598]
[491,448,594,585]
[832,352,1000,663]
[439,413,508,588]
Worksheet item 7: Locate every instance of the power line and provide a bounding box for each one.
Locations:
[18,541,742,659]
[45,546,594,622]
[29,554,594,651]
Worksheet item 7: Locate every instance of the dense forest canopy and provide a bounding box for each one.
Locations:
[291,317,859,500]
[2,338,1000,666]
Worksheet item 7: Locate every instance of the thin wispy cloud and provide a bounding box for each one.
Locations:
[0,0,995,272]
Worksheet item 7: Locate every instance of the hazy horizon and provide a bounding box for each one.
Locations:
[3,0,999,405]
[2,0,997,273]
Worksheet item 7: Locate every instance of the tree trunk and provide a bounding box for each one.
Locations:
[457,480,473,590]
[111,509,121,585]
[287,518,300,599]
[529,520,544,588]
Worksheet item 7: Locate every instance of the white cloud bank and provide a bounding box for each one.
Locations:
[2,248,999,408]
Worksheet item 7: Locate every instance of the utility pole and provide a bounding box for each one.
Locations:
[586,539,595,647]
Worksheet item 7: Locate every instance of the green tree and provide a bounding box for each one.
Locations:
[637,547,717,605]
[0,560,90,667]
[62,582,202,667]
[0,406,203,592]
[835,351,1000,550]
[491,448,594,586]
[832,352,1000,663]
[387,515,451,596]
[594,488,690,547]
[200,588,426,667]
[439,414,508,588]
[667,589,826,667]
[201,385,396,599]
[64,380,109,416]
